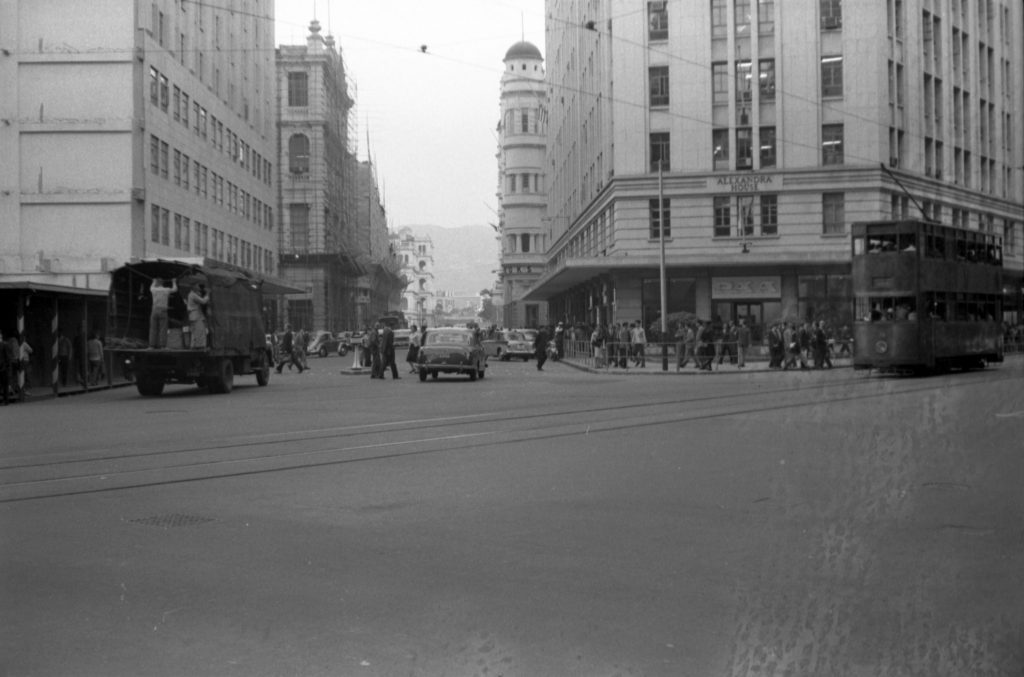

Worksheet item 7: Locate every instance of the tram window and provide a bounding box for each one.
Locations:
[956,235,969,260]
[898,233,917,252]
[857,296,916,321]
[925,293,947,320]
[926,233,947,258]
[867,234,897,252]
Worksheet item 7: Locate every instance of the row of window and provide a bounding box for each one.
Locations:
[149,203,274,274]
[149,134,274,231]
[649,0,842,43]
[856,294,1000,323]
[652,124,841,173]
[502,107,543,136]
[505,173,544,194]
[149,65,272,187]
[647,193,842,240]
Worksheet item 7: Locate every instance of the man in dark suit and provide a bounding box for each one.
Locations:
[534,325,549,371]
[381,324,400,379]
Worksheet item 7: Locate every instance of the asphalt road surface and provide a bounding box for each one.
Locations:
[2,356,1023,676]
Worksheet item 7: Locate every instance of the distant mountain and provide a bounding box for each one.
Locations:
[406,224,500,295]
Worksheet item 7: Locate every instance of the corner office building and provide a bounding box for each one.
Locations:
[0,0,279,387]
[528,0,1024,338]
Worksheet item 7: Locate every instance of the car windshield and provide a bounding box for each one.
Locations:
[425,331,471,346]
[507,332,528,341]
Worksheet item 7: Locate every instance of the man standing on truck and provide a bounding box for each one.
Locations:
[186,282,210,349]
[149,276,178,348]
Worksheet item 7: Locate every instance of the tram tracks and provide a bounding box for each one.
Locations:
[1,369,1015,503]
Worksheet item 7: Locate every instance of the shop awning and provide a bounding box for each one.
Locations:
[0,281,108,297]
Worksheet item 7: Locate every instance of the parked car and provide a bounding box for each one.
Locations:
[417,327,487,381]
[308,331,343,357]
[482,330,509,360]
[503,329,537,361]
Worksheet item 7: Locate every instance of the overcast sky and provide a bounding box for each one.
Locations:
[275,0,545,230]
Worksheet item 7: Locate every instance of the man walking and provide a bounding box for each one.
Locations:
[275,325,304,374]
[630,322,647,367]
[534,325,549,371]
[381,324,400,379]
[736,319,751,368]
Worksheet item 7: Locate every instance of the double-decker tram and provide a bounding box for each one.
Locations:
[851,219,1004,373]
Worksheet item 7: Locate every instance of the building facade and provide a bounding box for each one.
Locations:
[0,0,277,385]
[354,160,405,328]
[277,20,361,333]
[391,228,436,328]
[529,0,1024,340]
[497,41,550,329]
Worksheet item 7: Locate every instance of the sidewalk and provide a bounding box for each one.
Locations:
[560,353,854,375]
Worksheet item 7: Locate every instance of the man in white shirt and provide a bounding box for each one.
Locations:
[149,277,178,348]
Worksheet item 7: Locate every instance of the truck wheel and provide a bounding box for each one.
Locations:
[255,352,270,386]
[136,374,164,397]
[209,359,234,393]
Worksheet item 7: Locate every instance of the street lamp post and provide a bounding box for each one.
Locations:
[659,162,669,371]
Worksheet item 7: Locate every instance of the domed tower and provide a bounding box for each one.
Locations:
[497,40,547,329]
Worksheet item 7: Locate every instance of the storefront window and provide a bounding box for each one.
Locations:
[798,274,853,328]
[641,277,697,339]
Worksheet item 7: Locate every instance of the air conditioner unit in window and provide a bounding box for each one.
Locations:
[822,17,841,29]
[649,1,666,10]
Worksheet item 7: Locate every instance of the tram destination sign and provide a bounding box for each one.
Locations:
[716,174,774,192]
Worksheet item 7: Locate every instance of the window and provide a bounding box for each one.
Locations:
[821,0,842,29]
[760,194,778,235]
[173,149,181,185]
[736,128,753,169]
[289,134,310,173]
[159,141,169,179]
[712,62,729,104]
[713,129,730,170]
[822,124,844,165]
[758,0,774,34]
[650,132,670,172]
[737,195,755,236]
[649,66,669,107]
[172,86,180,121]
[150,135,159,175]
[149,67,159,106]
[650,198,671,239]
[711,0,727,38]
[520,109,531,133]
[760,126,777,167]
[648,1,668,41]
[287,72,309,107]
[151,204,160,242]
[758,59,775,100]
[735,61,753,103]
[159,74,169,112]
[520,234,531,253]
[160,207,170,245]
[735,0,751,36]
[181,154,190,190]
[714,197,731,237]
[289,204,310,251]
[174,213,182,249]
[821,56,843,97]
[822,193,845,234]
[181,92,189,127]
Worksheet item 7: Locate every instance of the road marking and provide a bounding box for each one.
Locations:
[994,411,1024,418]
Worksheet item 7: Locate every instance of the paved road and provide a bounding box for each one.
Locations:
[2,357,1022,676]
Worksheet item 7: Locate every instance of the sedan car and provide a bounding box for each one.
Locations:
[307,331,342,357]
[503,329,538,361]
[417,327,487,381]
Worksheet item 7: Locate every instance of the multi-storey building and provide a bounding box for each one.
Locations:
[277,19,361,333]
[354,160,405,327]
[391,228,436,328]
[0,0,278,384]
[497,40,549,329]
[526,0,1024,338]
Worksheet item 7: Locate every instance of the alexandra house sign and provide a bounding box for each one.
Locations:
[711,276,781,299]
[716,174,774,192]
